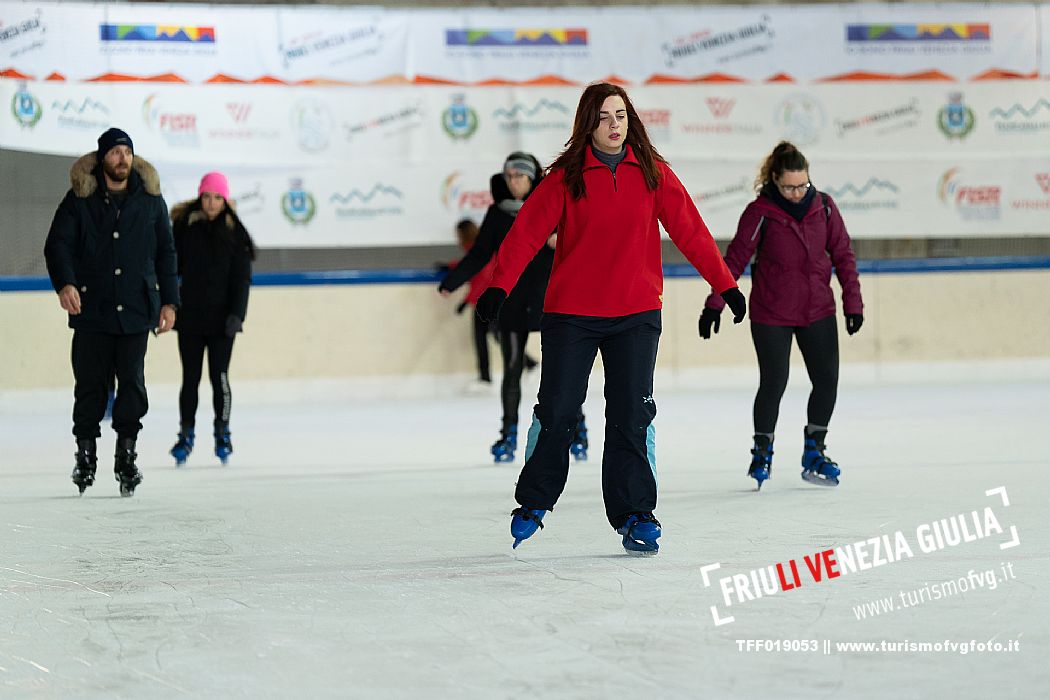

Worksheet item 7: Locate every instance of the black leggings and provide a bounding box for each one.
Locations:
[499,329,529,431]
[751,315,839,435]
[177,332,235,430]
[473,313,492,382]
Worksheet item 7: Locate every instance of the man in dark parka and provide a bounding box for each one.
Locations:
[44,127,179,496]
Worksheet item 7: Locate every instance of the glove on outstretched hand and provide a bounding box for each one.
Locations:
[721,287,747,323]
[224,314,243,338]
[845,313,864,336]
[698,308,721,340]
[475,288,507,324]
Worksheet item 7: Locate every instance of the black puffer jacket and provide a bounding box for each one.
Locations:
[441,161,554,332]
[170,200,253,336]
[44,153,179,334]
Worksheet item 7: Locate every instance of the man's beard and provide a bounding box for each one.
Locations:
[103,161,130,183]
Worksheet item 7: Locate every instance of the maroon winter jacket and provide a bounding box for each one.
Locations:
[490,145,736,317]
[705,191,863,326]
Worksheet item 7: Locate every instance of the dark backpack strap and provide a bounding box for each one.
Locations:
[821,192,830,222]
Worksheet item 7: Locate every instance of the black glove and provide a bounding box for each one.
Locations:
[437,276,455,294]
[475,288,507,324]
[698,308,721,340]
[845,313,864,336]
[224,314,243,338]
[721,287,746,323]
[455,301,468,315]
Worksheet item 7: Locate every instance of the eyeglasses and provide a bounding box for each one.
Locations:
[778,182,812,195]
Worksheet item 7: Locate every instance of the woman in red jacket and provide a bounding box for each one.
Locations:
[699,141,863,490]
[476,82,744,554]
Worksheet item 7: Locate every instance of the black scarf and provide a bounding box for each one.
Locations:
[762,182,816,222]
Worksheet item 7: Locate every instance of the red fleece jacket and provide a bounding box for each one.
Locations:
[489,146,736,317]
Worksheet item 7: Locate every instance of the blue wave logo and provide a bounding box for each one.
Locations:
[825,178,899,198]
[493,99,570,119]
[51,98,109,115]
[329,184,403,204]
[989,99,1050,120]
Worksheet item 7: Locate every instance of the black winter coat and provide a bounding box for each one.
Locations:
[170,201,253,336]
[44,153,179,334]
[442,172,554,332]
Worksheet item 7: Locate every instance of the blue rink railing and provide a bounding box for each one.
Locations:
[3,255,1050,293]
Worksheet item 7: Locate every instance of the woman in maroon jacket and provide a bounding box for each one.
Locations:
[476,82,745,554]
[700,141,863,490]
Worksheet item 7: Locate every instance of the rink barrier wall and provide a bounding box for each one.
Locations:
[2,260,1049,390]
[3,255,1050,292]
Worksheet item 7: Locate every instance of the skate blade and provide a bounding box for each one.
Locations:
[621,536,659,555]
[801,471,839,487]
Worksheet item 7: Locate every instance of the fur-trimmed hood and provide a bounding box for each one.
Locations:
[69,152,161,198]
[171,198,239,231]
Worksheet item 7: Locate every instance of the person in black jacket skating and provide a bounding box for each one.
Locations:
[169,171,256,466]
[44,127,179,496]
[438,153,585,463]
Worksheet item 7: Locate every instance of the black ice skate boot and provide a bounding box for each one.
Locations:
[71,437,98,495]
[114,437,143,497]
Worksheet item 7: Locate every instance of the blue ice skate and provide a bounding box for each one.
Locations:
[801,429,839,487]
[570,417,588,462]
[491,425,517,464]
[617,513,661,555]
[170,428,195,467]
[510,507,546,549]
[214,425,233,465]
[749,435,773,490]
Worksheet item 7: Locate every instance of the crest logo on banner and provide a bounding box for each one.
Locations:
[11,82,42,128]
[291,100,334,152]
[938,167,1000,220]
[937,93,975,139]
[282,179,317,225]
[773,94,825,145]
[442,95,479,140]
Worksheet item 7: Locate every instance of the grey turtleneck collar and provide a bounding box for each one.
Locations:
[591,144,626,174]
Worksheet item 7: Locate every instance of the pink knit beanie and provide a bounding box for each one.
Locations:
[198,171,230,200]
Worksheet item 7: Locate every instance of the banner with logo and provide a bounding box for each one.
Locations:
[2,3,1049,244]
[0,3,1044,85]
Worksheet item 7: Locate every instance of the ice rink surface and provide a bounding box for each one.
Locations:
[1,364,1047,699]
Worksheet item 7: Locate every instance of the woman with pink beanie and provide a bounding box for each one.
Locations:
[169,171,256,466]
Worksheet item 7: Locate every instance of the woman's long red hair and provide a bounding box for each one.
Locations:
[549,82,667,200]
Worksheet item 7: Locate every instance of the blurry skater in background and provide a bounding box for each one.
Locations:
[476,84,744,553]
[699,141,863,490]
[440,218,497,392]
[169,172,256,467]
[439,153,585,464]
[44,127,179,496]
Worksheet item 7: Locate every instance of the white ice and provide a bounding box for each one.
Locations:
[0,364,1047,699]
